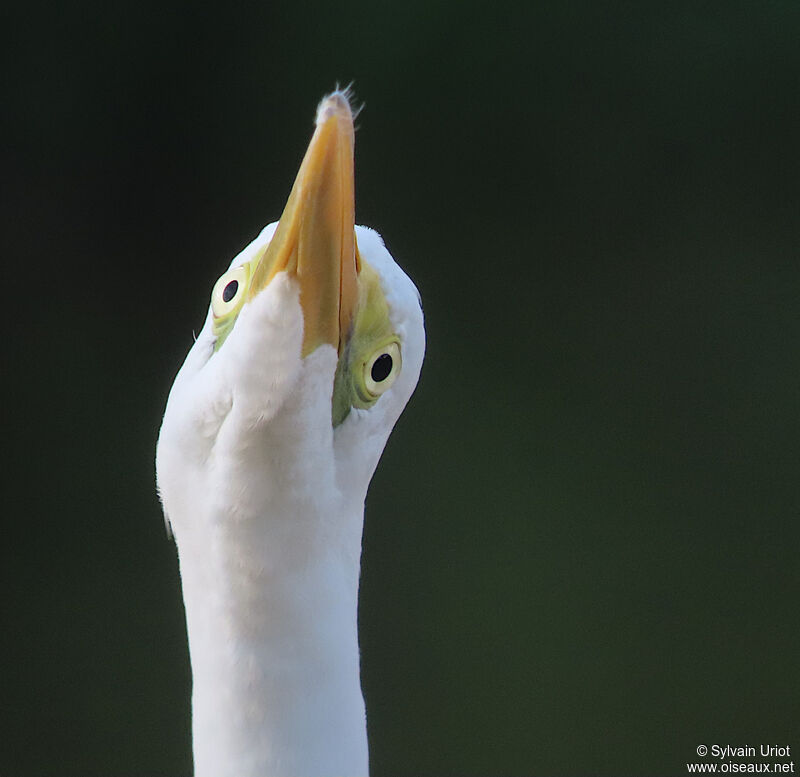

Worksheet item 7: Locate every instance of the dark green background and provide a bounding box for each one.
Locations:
[2,2,798,775]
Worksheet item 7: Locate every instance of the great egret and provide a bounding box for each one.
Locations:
[156,91,425,777]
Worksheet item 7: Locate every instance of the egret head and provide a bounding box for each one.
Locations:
[157,91,425,527]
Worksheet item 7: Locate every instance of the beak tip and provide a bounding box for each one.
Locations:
[315,90,354,128]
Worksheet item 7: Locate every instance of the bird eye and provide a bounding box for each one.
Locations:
[222,279,238,302]
[364,341,401,397]
[211,265,249,321]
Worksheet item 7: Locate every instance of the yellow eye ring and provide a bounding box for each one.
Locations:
[363,341,401,397]
[211,264,250,321]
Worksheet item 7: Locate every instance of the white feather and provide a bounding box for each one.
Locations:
[156,224,425,777]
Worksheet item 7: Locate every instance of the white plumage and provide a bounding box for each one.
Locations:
[156,93,425,777]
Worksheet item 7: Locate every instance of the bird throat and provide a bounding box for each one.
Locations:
[179,489,370,777]
[173,349,372,777]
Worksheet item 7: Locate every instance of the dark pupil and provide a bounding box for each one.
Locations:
[222,280,239,303]
[371,353,393,383]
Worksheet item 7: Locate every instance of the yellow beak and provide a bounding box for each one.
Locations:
[248,92,360,357]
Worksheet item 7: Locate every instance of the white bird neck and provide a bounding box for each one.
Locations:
[177,486,369,777]
[157,297,416,777]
